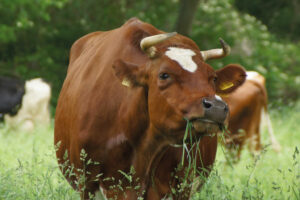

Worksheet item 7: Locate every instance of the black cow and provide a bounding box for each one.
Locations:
[0,76,25,121]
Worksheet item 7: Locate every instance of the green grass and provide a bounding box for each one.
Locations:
[0,125,79,200]
[194,103,300,200]
[0,103,299,200]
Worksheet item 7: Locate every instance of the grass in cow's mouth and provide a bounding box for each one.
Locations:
[180,119,192,167]
[219,127,236,167]
[176,119,230,194]
[171,119,208,197]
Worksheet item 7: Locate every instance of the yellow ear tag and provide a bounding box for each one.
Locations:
[122,78,131,87]
[220,81,234,90]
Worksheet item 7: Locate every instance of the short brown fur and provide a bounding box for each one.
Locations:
[54,18,246,199]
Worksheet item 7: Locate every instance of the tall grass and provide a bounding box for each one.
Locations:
[194,102,300,199]
[0,125,79,200]
[0,103,299,199]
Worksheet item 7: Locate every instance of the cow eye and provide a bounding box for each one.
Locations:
[159,73,170,80]
[213,77,217,83]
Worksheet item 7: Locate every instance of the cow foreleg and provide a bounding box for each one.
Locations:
[263,109,281,152]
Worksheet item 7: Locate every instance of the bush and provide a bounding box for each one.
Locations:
[0,0,299,113]
[191,0,300,104]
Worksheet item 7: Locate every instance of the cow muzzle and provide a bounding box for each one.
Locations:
[188,97,228,135]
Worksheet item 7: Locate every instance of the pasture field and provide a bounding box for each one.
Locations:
[0,103,299,200]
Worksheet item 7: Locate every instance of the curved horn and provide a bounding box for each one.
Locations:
[140,32,177,57]
[200,38,231,61]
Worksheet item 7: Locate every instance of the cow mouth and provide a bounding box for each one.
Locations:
[189,118,224,136]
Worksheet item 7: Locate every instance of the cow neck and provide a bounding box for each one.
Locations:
[119,86,172,196]
[132,123,172,196]
[118,86,149,144]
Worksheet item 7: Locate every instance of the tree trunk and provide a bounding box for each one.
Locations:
[174,0,201,36]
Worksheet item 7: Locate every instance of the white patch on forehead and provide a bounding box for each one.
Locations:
[215,95,223,101]
[165,47,197,73]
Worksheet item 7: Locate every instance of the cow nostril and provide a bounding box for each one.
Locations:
[224,105,229,112]
[202,99,212,109]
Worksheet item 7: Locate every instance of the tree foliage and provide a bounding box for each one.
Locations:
[0,0,299,112]
[0,0,178,109]
[191,0,300,103]
[234,0,300,41]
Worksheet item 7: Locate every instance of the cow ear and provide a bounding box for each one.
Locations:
[112,59,147,87]
[215,64,246,94]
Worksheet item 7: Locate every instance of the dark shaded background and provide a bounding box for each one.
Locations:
[1,0,299,114]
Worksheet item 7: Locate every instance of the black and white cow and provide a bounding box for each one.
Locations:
[0,76,25,120]
[4,78,51,131]
[1,77,51,131]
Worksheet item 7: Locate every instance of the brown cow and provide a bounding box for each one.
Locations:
[222,71,281,158]
[54,18,246,199]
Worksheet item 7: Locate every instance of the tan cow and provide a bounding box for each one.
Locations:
[223,71,281,158]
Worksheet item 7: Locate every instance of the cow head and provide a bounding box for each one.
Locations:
[0,76,25,116]
[113,32,246,144]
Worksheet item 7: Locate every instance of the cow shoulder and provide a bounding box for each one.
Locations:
[69,31,103,65]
